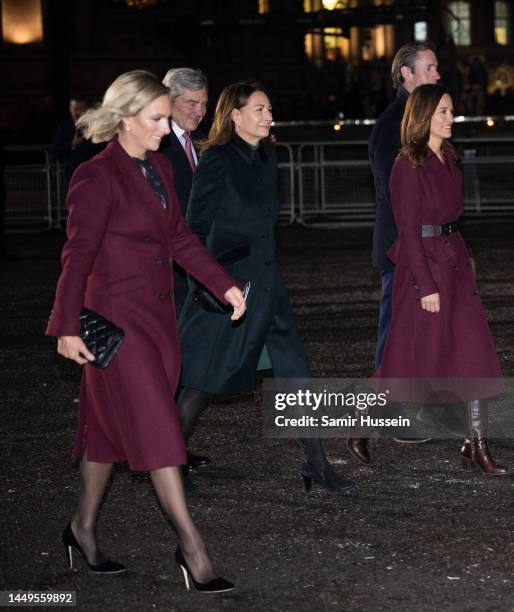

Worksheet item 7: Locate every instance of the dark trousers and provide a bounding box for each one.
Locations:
[374,269,394,369]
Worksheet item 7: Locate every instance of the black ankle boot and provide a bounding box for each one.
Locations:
[300,460,355,493]
[301,438,355,492]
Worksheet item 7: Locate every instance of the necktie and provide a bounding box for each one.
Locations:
[182,132,197,171]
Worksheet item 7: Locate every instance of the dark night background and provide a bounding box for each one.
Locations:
[2,0,514,143]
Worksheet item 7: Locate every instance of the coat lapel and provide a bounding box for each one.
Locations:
[166,130,194,181]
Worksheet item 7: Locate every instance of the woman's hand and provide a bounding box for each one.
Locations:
[421,292,440,313]
[224,286,246,321]
[57,336,95,365]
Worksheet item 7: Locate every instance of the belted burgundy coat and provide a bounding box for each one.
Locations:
[46,138,235,470]
[373,146,503,401]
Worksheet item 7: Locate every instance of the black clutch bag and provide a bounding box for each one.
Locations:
[79,308,125,369]
[192,281,251,315]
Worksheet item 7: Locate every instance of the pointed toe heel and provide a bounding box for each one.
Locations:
[62,523,126,574]
[175,548,234,594]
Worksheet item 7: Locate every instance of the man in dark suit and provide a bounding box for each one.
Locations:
[160,68,209,477]
[160,68,208,317]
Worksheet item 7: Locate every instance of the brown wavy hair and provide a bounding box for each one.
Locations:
[200,81,273,153]
[400,83,458,167]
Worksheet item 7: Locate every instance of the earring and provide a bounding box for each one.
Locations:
[126,124,131,132]
[235,123,240,132]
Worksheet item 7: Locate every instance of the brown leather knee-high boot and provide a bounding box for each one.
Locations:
[346,406,370,464]
[463,399,509,476]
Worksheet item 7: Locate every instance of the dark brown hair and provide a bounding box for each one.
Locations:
[200,81,272,153]
[400,83,458,167]
[391,42,436,89]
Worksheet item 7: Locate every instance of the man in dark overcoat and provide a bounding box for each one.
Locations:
[369,42,440,369]
[347,43,441,460]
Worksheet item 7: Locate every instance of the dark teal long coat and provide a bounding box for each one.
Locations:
[179,135,310,393]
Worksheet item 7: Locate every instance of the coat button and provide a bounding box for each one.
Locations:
[159,292,166,301]
[452,265,458,271]
[444,239,449,245]
[264,287,271,292]
[265,259,272,265]
[142,235,151,243]
[154,259,163,266]
[261,233,270,239]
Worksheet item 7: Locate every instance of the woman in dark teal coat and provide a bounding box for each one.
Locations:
[178,82,355,493]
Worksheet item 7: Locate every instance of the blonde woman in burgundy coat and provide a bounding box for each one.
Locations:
[46,70,246,593]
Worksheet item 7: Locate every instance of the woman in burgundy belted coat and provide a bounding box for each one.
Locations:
[46,70,245,592]
[349,84,507,476]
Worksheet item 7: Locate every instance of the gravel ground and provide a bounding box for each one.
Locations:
[1,223,514,612]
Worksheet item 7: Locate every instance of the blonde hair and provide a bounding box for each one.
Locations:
[77,70,169,143]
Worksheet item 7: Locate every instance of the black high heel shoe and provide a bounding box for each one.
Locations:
[301,461,355,493]
[62,523,126,574]
[175,548,234,593]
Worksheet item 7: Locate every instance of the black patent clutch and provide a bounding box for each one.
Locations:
[79,308,125,369]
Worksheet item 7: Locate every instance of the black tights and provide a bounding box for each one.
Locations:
[70,450,216,582]
[177,387,210,442]
[177,387,330,467]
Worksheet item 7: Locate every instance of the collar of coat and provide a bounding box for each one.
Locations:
[229,134,269,163]
[101,135,163,174]
[395,85,410,105]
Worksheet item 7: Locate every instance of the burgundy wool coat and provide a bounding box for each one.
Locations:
[373,146,503,402]
[46,138,236,470]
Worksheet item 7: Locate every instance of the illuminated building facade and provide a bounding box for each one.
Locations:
[1,0,513,139]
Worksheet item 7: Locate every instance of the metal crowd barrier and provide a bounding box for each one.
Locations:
[4,144,296,231]
[276,143,296,225]
[4,141,514,232]
[295,142,514,227]
[4,146,56,232]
